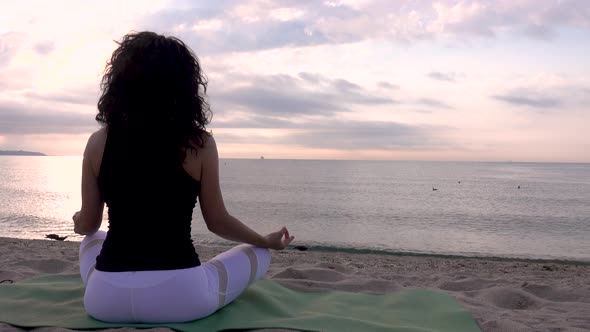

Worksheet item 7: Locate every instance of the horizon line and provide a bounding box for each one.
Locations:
[3,154,589,164]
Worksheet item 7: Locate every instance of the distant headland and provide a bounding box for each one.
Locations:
[0,150,46,156]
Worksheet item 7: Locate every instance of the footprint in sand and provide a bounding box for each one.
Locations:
[478,287,542,310]
[521,283,587,303]
[315,262,350,274]
[438,277,495,292]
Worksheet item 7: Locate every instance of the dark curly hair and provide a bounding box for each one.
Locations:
[96,31,211,160]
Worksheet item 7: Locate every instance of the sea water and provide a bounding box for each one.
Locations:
[1,156,589,262]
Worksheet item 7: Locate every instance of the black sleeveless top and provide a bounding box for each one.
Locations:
[95,129,201,271]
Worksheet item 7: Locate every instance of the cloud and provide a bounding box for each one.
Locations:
[332,78,362,91]
[215,86,343,116]
[135,1,590,55]
[491,94,562,108]
[138,1,432,53]
[427,71,456,82]
[376,81,399,90]
[213,114,296,129]
[206,71,446,151]
[0,32,22,66]
[281,120,444,150]
[414,109,433,114]
[0,101,97,135]
[298,72,323,84]
[428,0,590,39]
[416,98,453,109]
[139,5,328,53]
[24,86,99,106]
[490,75,590,110]
[32,40,56,55]
[206,71,444,151]
[214,118,447,150]
[211,72,396,117]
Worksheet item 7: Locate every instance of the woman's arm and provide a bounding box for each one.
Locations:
[185,135,293,249]
[73,130,105,235]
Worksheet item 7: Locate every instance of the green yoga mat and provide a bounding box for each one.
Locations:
[0,274,481,332]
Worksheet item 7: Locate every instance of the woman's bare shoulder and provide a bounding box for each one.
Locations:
[184,132,215,181]
[201,133,217,152]
[84,128,107,176]
[89,128,107,146]
[186,132,216,158]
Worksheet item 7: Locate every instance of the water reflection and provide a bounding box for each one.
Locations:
[0,156,108,239]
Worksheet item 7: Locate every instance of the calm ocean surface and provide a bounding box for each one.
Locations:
[1,156,589,262]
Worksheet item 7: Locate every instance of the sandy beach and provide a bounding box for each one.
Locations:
[1,237,589,332]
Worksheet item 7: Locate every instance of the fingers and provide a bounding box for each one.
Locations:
[281,236,294,249]
[271,226,294,250]
[285,235,294,246]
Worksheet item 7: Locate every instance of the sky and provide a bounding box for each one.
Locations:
[0,0,589,162]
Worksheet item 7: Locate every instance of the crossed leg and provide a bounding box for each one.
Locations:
[79,230,107,285]
[79,231,272,322]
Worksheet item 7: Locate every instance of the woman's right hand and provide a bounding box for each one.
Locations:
[264,227,294,250]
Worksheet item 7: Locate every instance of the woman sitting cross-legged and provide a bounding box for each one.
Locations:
[73,31,294,323]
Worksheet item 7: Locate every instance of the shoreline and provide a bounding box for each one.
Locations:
[302,244,590,266]
[7,235,590,266]
[1,236,590,331]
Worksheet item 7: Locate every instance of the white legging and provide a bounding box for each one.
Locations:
[79,231,271,323]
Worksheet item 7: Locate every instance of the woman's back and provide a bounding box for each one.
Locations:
[95,128,201,272]
[74,31,293,323]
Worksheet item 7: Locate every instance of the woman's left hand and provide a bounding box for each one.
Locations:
[263,226,295,250]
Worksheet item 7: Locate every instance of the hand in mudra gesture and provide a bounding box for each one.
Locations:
[264,227,294,250]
